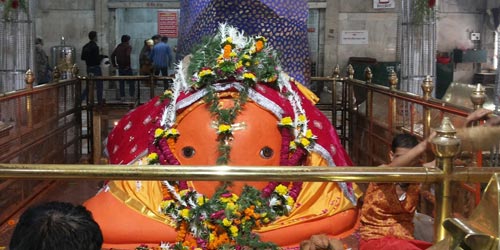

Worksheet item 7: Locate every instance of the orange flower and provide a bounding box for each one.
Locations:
[255,40,264,52]
[176,221,188,241]
[223,44,232,59]
[167,137,176,154]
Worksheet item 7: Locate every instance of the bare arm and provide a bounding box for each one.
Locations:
[388,133,434,167]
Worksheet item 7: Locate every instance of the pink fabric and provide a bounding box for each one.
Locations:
[106,82,353,168]
[360,237,432,250]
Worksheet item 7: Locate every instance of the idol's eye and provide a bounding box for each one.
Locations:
[182,146,196,158]
[259,146,274,159]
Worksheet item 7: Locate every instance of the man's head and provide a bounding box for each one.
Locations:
[390,133,420,166]
[121,35,131,43]
[35,37,43,46]
[9,201,103,250]
[151,34,161,44]
[88,31,97,41]
[161,36,169,43]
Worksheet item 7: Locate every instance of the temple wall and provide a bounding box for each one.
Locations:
[24,0,495,88]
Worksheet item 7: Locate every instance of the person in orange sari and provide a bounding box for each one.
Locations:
[84,24,360,250]
[359,134,433,250]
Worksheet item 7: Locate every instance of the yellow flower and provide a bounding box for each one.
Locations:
[263,217,270,223]
[180,208,190,218]
[197,196,205,206]
[289,141,297,150]
[265,74,278,83]
[230,225,239,237]
[179,189,189,197]
[160,200,173,209]
[298,114,307,123]
[226,37,233,43]
[231,193,239,201]
[279,116,293,126]
[243,72,256,82]
[154,128,164,138]
[147,152,158,161]
[300,137,311,147]
[166,128,179,137]
[275,184,288,195]
[222,218,232,227]
[243,54,251,60]
[286,196,295,206]
[218,124,232,133]
[163,89,173,96]
[209,233,215,242]
[305,129,314,139]
[199,68,214,77]
[230,51,237,57]
[226,202,236,211]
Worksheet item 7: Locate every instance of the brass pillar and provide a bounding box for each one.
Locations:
[346,65,354,150]
[347,64,354,80]
[470,83,486,171]
[431,117,461,242]
[25,69,35,128]
[389,69,398,91]
[331,65,341,131]
[365,67,374,164]
[470,84,486,125]
[364,67,373,84]
[388,69,398,130]
[421,75,434,140]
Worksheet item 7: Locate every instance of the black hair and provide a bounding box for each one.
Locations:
[9,201,103,250]
[391,133,419,152]
[88,31,97,40]
[35,38,43,45]
[121,35,131,43]
[161,36,169,42]
[151,34,161,41]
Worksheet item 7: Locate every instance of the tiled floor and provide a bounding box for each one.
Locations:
[0,180,102,248]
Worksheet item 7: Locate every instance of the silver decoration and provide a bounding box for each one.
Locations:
[398,0,437,96]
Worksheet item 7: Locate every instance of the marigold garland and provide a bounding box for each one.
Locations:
[157,180,302,250]
[140,24,322,250]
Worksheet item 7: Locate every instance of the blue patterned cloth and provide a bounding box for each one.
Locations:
[178,0,311,84]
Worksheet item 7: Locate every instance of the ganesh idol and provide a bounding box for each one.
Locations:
[84,24,361,249]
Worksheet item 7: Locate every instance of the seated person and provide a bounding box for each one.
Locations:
[84,24,361,249]
[359,133,433,250]
[9,201,103,250]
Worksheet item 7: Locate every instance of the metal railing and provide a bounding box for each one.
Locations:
[0,69,82,226]
[0,67,499,249]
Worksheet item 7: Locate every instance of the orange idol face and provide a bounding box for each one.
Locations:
[174,97,282,196]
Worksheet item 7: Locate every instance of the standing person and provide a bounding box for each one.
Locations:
[9,201,103,250]
[359,133,433,250]
[111,34,135,101]
[150,36,173,77]
[81,31,104,105]
[34,37,51,84]
[139,39,154,75]
[151,34,161,45]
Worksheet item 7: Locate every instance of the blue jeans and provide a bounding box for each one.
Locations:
[118,68,135,98]
[82,66,103,104]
